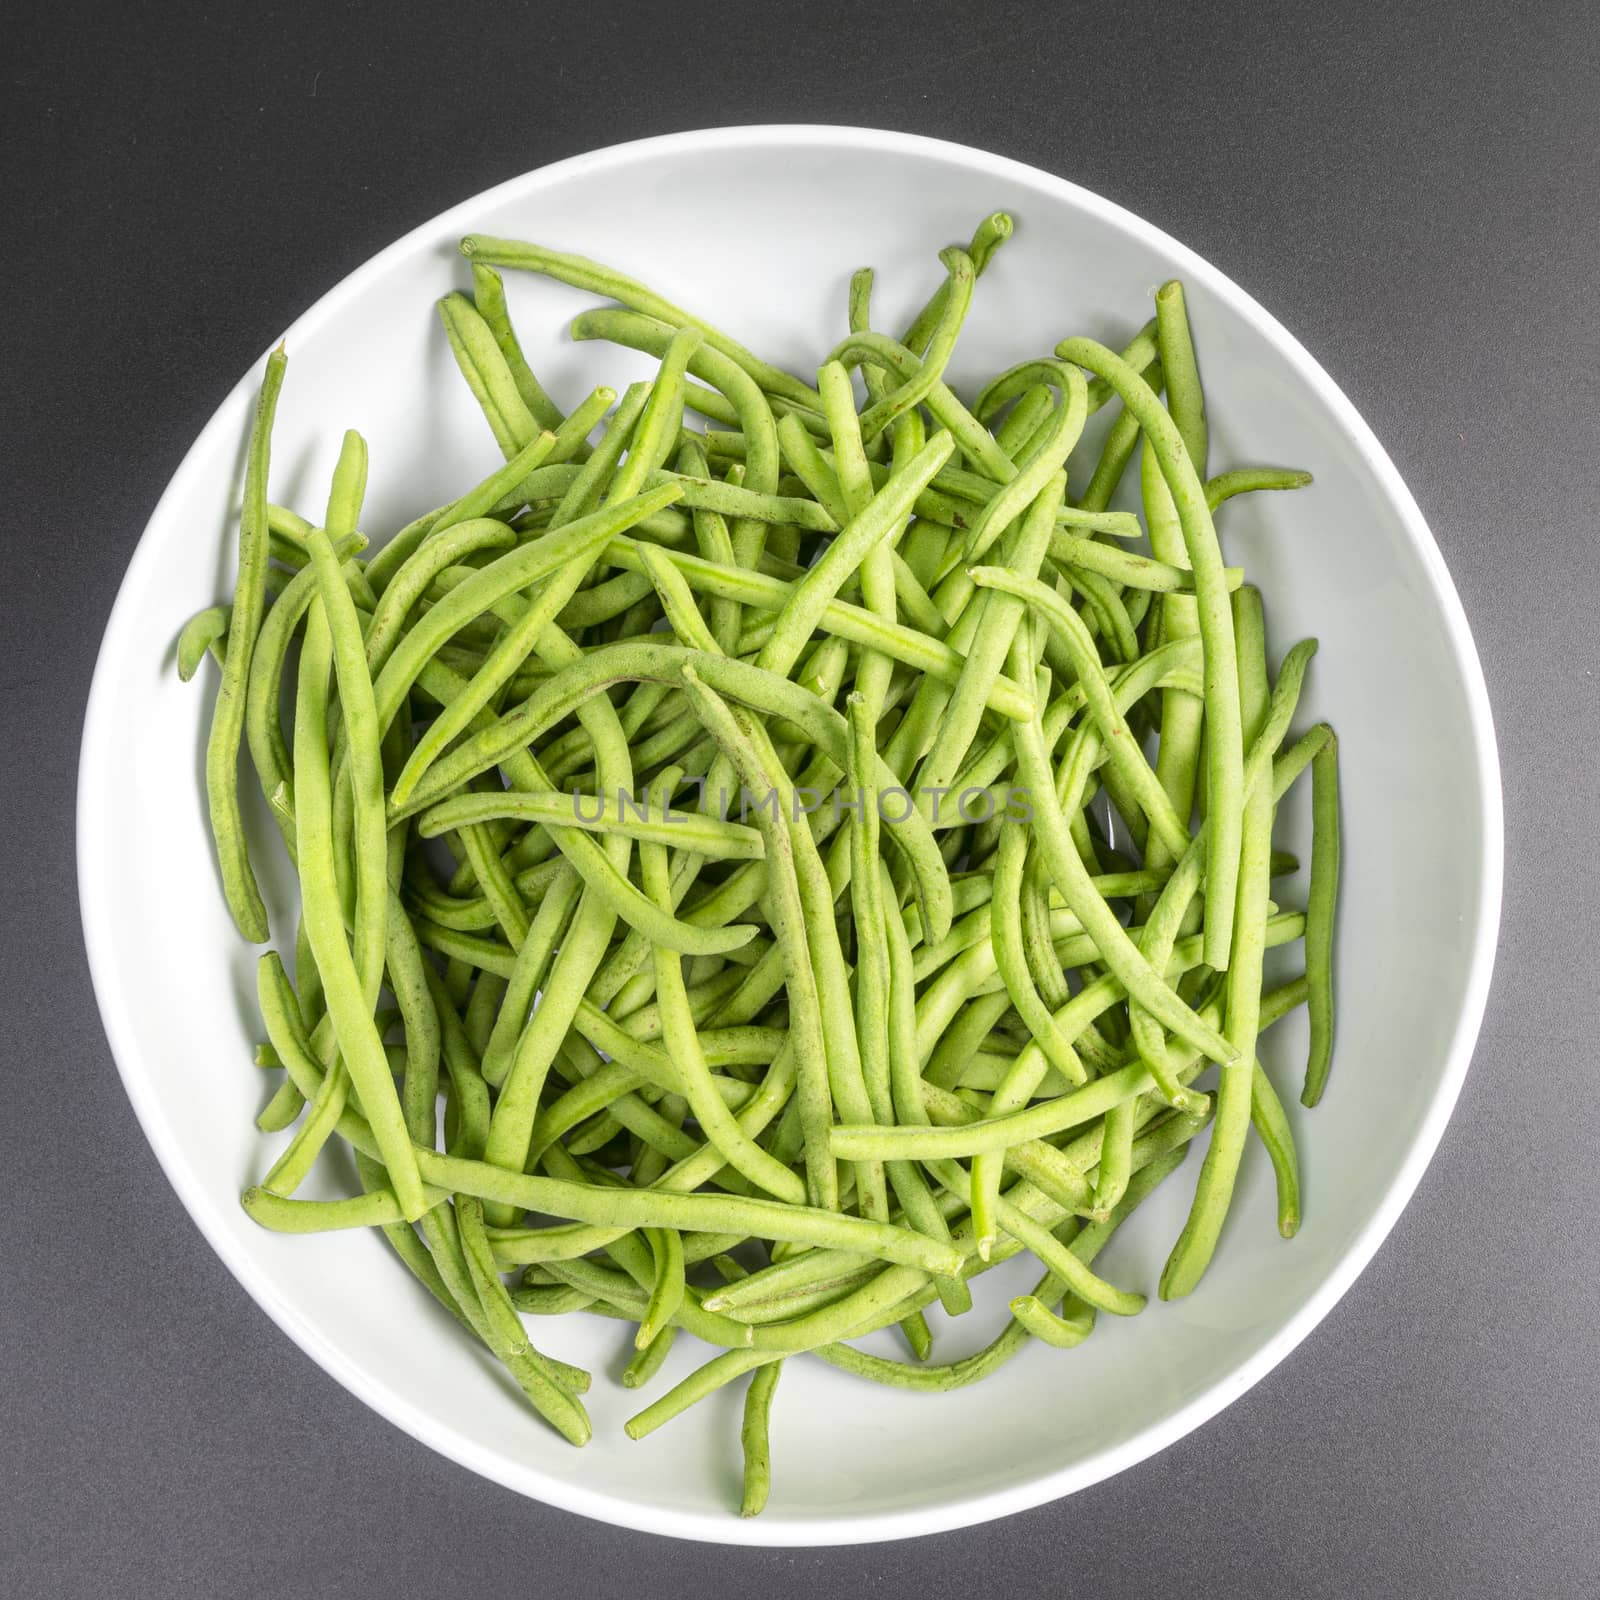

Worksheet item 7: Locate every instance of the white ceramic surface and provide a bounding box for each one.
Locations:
[77,126,1502,1545]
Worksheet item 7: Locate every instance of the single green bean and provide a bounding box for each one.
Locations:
[1206,466,1314,511]
[205,347,286,940]
[739,1362,782,1517]
[1302,732,1341,1107]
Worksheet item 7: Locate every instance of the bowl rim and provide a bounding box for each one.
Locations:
[77,122,1504,1546]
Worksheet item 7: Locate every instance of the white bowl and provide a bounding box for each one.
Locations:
[78,126,1502,1545]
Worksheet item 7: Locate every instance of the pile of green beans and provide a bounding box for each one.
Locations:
[183,212,1338,1516]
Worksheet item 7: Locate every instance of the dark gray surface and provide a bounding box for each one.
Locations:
[5,0,1598,1592]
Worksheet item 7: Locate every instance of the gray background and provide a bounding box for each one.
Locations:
[5,0,1597,1593]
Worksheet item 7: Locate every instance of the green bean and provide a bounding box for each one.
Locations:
[625,1348,774,1440]
[411,920,512,978]
[617,327,704,496]
[439,292,540,457]
[1139,415,1204,912]
[1272,722,1336,798]
[242,1183,435,1232]
[418,790,762,861]
[419,967,490,1160]
[823,1159,1175,1388]
[829,329,1011,480]
[243,557,360,851]
[176,604,231,681]
[989,826,1086,1088]
[568,309,781,567]
[481,669,641,1225]
[619,468,836,530]
[897,1310,934,1360]
[205,347,286,940]
[379,483,682,801]
[200,229,1342,1506]
[731,1109,1181,1343]
[819,360,899,724]
[530,1023,774,1167]
[1251,1059,1302,1238]
[881,859,972,1316]
[1159,585,1276,1298]
[1063,563,1141,664]
[1055,336,1243,969]
[291,603,425,1216]
[513,1282,597,1316]
[348,1152,470,1333]
[603,534,1035,719]
[264,507,370,572]
[498,1058,797,1276]
[306,433,388,984]
[739,1362,782,1517]
[1018,850,1071,1009]
[846,696,893,1127]
[832,1047,1199,1161]
[754,429,955,681]
[848,265,885,399]
[704,1255,879,1321]
[416,1151,960,1276]
[368,428,557,600]
[967,818,1089,1254]
[960,360,1089,563]
[837,701,932,1231]
[261,1058,348,1198]
[635,539,722,658]
[678,666,835,1209]
[551,383,652,528]
[1127,631,1318,1108]
[364,517,519,672]
[1302,732,1341,1106]
[678,437,742,651]
[682,380,827,436]
[456,1197,593,1444]
[1155,280,1208,473]
[1092,1098,1136,1215]
[922,992,1016,1094]
[396,641,954,945]
[816,1314,1035,1390]
[623,1326,678,1390]
[265,913,425,1199]
[522,768,756,958]
[879,425,1059,776]
[971,565,1192,861]
[926,1160,1145,1316]
[462,234,821,410]
[1206,466,1314,511]
[1007,670,1235,1064]
[650,1249,924,1378]
[849,247,973,441]
[464,867,573,1088]
[456,818,527,945]
[639,775,807,1205]
[638,1226,686,1351]
[915,473,1064,811]
[1008,1143,1190,1348]
[1051,533,1244,594]
[754,708,888,1218]
[468,262,568,435]
[899,211,1011,357]
[992,383,1054,459]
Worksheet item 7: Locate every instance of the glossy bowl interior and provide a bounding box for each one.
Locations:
[78,126,1501,1544]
